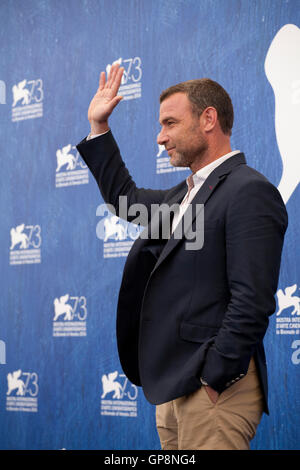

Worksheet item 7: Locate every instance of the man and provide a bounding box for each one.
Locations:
[77,64,288,450]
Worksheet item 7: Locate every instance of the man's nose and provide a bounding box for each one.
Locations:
[157,129,168,145]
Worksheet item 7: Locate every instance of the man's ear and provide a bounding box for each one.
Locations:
[200,107,218,132]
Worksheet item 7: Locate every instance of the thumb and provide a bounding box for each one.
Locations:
[111,95,123,109]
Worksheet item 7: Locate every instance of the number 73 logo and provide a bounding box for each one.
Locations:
[12,79,43,107]
[106,57,142,85]
[53,294,87,321]
[10,224,41,250]
[7,370,38,396]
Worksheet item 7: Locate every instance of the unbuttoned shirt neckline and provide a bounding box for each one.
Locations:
[171,150,241,234]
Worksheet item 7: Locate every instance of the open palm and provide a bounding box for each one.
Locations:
[88,63,124,133]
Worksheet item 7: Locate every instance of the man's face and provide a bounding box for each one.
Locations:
[157,92,208,168]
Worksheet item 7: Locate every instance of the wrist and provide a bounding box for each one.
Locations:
[89,120,109,135]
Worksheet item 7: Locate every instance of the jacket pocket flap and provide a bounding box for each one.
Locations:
[180,322,219,343]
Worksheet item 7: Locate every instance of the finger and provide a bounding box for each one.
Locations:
[98,71,106,91]
[103,95,123,119]
[111,67,124,95]
[106,64,114,84]
[111,95,123,109]
[107,63,119,87]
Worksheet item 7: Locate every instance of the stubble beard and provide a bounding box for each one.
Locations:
[170,138,208,169]
[169,150,190,168]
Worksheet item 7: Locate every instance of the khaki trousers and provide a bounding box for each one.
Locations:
[156,358,264,450]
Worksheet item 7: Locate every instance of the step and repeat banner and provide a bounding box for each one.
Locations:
[0,0,299,450]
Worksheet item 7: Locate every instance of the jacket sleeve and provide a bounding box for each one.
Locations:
[76,131,169,225]
[200,178,288,393]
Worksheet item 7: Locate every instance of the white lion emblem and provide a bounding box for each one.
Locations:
[12,80,30,107]
[7,370,25,396]
[56,144,76,172]
[276,284,300,316]
[10,224,29,250]
[53,294,73,321]
[101,371,123,399]
[104,215,127,242]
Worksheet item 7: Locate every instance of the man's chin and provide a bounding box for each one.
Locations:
[170,154,189,168]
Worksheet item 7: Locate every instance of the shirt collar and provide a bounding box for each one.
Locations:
[187,150,240,187]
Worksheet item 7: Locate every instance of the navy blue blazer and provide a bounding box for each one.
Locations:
[77,131,288,414]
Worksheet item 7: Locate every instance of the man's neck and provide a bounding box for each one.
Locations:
[190,141,232,173]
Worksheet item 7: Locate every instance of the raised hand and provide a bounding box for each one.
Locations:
[88,63,124,135]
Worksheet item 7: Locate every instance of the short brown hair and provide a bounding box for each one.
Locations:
[160,78,234,136]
